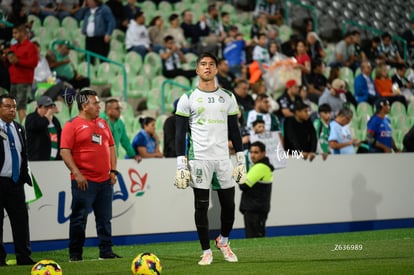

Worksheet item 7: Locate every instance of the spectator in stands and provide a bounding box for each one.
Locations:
[266,25,282,51]
[306,59,327,103]
[159,35,196,82]
[250,12,269,42]
[402,19,414,61]
[6,24,38,122]
[163,99,178,158]
[246,93,281,135]
[101,98,141,161]
[299,18,313,41]
[319,78,348,116]
[313,103,332,160]
[131,116,163,158]
[220,11,231,34]
[30,0,58,22]
[106,0,128,31]
[351,30,364,67]
[123,0,140,22]
[268,40,282,61]
[125,11,151,59]
[216,58,236,91]
[329,31,358,71]
[392,63,414,104]
[239,140,274,239]
[294,39,311,84]
[250,78,278,113]
[206,4,226,44]
[328,107,359,155]
[33,40,53,84]
[276,79,301,119]
[374,62,407,107]
[57,0,85,22]
[366,98,400,153]
[378,32,404,67]
[306,32,325,62]
[254,0,283,26]
[223,26,247,78]
[403,125,414,152]
[165,13,191,53]
[180,9,210,54]
[327,65,357,108]
[148,15,166,53]
[250,32,270,83]
[283,100,317,161]
[81,0,115,63]
[25,95,61,161]
[354,61,380,105]
[233,79,254,113]
[362,36,382,67]
[46,40,90,91]
[299,84,316,120]
[281,34,298,57]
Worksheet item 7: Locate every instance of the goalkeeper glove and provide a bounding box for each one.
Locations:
[175,156,190,189]
[232,152,246,184]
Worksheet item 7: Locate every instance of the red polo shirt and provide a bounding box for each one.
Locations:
[8,39,38,84]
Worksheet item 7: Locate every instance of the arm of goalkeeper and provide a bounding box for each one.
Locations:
[232,151,246,184]
[175,156,191,189]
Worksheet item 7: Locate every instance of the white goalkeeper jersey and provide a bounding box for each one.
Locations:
[176,86,239,160]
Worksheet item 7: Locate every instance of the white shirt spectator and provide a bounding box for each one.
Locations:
[125,19,150,50]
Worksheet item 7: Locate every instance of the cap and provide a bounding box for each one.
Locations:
[294,100,309,112]
[375,98,390,112]
[332,78,345,92]
[286,79,297,89]
[37,95,54,107]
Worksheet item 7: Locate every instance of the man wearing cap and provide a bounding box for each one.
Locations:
[318,78,348,116]
[46,40,90,91]
[366,99,400,153]
[100,98,141,162]
[25,95,61,161]
[276,79,301,120]
[283,100,317,161]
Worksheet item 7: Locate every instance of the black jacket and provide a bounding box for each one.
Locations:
[0,121,32,185]
[25,111,62,161]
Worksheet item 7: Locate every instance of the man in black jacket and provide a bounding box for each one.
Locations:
[0,94,34,266]
[25,95,62,161]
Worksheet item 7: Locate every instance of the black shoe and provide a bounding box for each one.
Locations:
[16,257,35,265]
[99,252,121,260]
[69,256,83,262]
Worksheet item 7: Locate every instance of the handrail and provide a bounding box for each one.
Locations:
[161,79,191,115]
[342,19,408,61]
[50,39,128,100]
[0,18,13,27]
[284,0,318,32]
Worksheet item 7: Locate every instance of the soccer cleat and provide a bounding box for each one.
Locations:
[198,252,213,265]
[99,252,122,260]
[69,256,83,262]
[215,237,238,262]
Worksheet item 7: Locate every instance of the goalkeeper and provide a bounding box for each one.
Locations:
[175,52,246,266]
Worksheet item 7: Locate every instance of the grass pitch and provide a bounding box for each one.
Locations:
[3,228,414,274]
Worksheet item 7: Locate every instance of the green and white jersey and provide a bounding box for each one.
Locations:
[176,87,239,160]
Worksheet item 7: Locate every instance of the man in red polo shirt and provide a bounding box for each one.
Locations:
[60,88,120,261]
[7,24,38,122]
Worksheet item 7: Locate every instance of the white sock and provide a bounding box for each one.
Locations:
[203,249,212,255]
[219,235,228,245]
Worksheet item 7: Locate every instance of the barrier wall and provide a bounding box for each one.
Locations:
[4,154,414,251]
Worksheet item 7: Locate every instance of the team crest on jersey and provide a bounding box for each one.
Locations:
[196,97,203,103]
[98,121,105,128]
[218,96,225,103]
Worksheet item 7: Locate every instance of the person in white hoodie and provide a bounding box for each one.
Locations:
[125,11,151,59]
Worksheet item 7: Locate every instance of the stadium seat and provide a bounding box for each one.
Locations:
[129,75,151,99]
[157,1,172,13]
[144,52,162,75]
[29,15,42,32]
[356,102,373,118]
[151,75,167,91]
[124,51,143,75]
[390,101,406,117]
[391,114,410,130]
[61,16,79,29]
[43,15,60,28]
[110,75,126,98]
[146,88,163,110]
[278,25,292,43]
[77,61,96,80]
[95,62,118,85]
[407,102,414,116]
[108,50,124,63]
[54,101,71,125]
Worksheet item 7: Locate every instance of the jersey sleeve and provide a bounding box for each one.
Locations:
[246,163,268,187]
[328,122,339,142]
[228,93,240,116]
[60,120,75,150]
[175,94,190,117]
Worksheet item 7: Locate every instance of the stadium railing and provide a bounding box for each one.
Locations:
[50,39,128,100]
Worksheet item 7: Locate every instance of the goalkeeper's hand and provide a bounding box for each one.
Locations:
[232,152,246,184]
[175,156,190,189]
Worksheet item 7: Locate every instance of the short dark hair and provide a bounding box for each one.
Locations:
[139,116,155,128]
[134,11,144,20]
[337,106,353,118]
[76,88,98,111]
[381,32,391,40]
[318,103,332,113]
[105,97,119,111]
[164,35,174,43]
[196,52,218,67]
[0,94,15,105]
[250,141,266,152]
[169,13,179,22]
[252,119,265,127]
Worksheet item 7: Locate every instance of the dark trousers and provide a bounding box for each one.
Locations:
[243,211,268,238]
[0,178,31,261]
[69,179,113,258]
[85,36,110,64]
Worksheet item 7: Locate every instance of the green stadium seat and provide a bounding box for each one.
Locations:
[61,16,79,29]
[144,52,162,75]
[29,15,42,30]
[95,62,118,85]
[151,75,166,91]
[124,51,142,75]
[157,1,172,13]
[54,101,71,125]
[278,25,292,43]
[391,114,410,130]
[43,15,60,28]
[356,102,373,118]
[407,102,414,116]
[390,101,406,116]
[146,88,163,110]
[129,75,151,99]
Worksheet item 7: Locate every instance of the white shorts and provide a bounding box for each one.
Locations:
[188,159,235,190]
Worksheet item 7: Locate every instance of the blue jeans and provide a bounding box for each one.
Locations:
[69,179,113,257]
[128,45,147,60]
